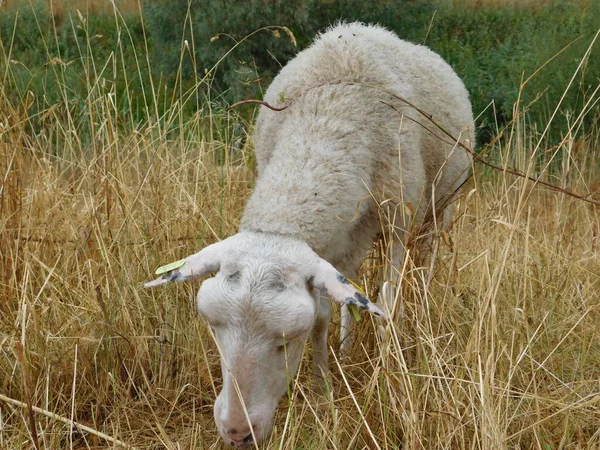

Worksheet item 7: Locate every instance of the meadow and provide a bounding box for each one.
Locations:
[1,1,600,449]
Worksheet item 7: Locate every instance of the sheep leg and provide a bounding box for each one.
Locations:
[338,265,360,357]
[311,288,331,391]
[339,304,354,356]
[378,242,405,346]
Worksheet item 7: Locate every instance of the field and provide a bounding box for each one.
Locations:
[0,0,584,10]
[0,0,138,13]
[1,2,600,450]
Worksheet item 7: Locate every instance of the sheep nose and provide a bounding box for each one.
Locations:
[225,426,252,448]
[229,434,252,448]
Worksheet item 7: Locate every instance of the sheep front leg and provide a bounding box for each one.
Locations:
[337,265,360,357]
[379,242,406,345]
[339,304,354,356]
[311,289,331,392]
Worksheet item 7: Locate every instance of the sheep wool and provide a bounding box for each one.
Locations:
[242,22,474,274]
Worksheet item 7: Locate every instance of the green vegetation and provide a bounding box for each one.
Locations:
[0,3,149,147]
[142,0,433,101]
[1,0,598,147]
[427,1,600,141]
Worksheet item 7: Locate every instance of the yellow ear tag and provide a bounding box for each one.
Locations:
[155,259,186,276]
[347,278,365,322]
[348,304,361,322]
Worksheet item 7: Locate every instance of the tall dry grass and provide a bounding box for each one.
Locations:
[1,7,600,450]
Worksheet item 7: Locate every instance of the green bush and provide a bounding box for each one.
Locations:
[143,0,434,102]
[142,0,599,143]
[427,1,600,142]
[1,0,598,147]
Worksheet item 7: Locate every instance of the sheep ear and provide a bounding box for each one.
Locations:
[144,241,226,288]
[308,258,386,318]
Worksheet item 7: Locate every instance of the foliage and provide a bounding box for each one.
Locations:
[427,1,600,142]
[1,0,599,147]
[0,0,148,145]
[142,0,434,102]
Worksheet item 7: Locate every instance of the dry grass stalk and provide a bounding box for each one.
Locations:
[13,342,40,450]
[0,392,138,449]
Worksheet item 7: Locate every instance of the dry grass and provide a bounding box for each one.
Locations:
[1,10,600,450]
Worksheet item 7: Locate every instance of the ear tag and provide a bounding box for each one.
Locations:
[348,304,361,322]
[347,279,365,322]
[155,259,186,276]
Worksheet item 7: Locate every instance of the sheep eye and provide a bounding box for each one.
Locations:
[276,344,286,352]
[227,270,241,283]
[268,280,286,292]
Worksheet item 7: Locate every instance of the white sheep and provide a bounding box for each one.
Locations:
[145,22,474,448]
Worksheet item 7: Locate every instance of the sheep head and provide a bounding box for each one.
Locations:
[144,232,383,447]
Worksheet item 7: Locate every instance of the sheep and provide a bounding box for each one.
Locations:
[145,22,474,448]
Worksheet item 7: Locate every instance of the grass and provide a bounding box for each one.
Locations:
[446,0,589,6]
[1,5,600,450]
[0,0,139,14]
[0,0,584,12]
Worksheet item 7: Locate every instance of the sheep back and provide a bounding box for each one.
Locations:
[240,22,474,264]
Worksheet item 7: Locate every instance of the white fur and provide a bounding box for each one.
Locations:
[145,23,474,448]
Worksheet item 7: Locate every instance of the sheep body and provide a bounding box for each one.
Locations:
[146,22,474,448]
[241,22,474,272]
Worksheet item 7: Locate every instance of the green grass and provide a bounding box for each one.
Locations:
[2,0,599,146]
